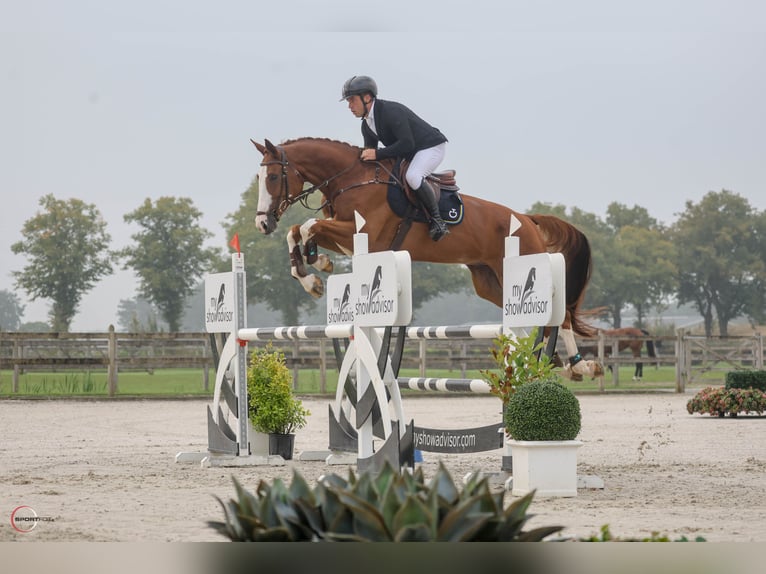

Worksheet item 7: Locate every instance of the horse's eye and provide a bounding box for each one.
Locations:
[268,174,279,182]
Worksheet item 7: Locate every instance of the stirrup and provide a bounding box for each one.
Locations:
[429,219,449,241]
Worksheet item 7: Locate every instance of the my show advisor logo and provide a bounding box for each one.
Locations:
[206,283,233,324]
[504,267,549,317]
[10,506,54,533]
[355,265,394,317]
[327,282,354,324]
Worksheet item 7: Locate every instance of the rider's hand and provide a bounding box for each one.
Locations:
[360,148,376,161]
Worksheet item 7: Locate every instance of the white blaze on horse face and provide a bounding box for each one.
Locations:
[255,165,273,233]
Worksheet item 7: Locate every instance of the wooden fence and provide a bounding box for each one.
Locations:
[1,327,763,395]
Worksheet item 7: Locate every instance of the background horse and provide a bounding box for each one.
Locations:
[580,327,657,380]
[251,137,599,378]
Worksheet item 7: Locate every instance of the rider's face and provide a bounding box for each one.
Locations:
[346,95,369,118]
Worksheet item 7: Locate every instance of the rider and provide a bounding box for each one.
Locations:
[341,75,450,241]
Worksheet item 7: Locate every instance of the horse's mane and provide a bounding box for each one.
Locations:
[281,136,360,152]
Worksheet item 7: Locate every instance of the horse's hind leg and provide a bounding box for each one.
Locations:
[559,326,601,380]
[287,224,324,298]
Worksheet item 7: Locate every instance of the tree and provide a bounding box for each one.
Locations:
[11,194,113,332]
[671,190,765,336]
[116,297,165,332]
[616,226,676,327]
[529,201,678,328]
[602,204,677,327]
[0,289,25,331]
[119,197,220,332]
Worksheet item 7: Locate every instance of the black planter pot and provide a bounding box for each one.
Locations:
[268,433,295,460]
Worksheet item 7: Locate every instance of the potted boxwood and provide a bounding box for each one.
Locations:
[247,344,310,460]
[481,328,558,472]
[504,377,583,497]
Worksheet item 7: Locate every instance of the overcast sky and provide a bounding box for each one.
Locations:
[2,1,764,330]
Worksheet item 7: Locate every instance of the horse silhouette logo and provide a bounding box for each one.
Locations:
[340,283,351,312]
[216,283,226,312]
[368,266,383,302]
[520,267,536,306]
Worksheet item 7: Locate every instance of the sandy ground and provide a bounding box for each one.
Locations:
[1,391,765,543]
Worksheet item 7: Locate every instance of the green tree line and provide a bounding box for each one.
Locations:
[3,188,765,336]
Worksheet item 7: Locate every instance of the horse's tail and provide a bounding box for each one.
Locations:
[528,214,595,337]
[640,328,657,357]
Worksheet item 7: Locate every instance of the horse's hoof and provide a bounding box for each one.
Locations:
[310,277,324,298]
[315,254,333,273]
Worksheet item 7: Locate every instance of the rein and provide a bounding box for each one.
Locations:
[259,145,400,219]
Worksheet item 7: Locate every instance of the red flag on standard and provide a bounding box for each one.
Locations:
[229,233,241,254]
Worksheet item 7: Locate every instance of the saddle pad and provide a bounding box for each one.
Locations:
[386,184,465,225]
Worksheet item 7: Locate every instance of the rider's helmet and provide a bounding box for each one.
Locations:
[340,75,378,101]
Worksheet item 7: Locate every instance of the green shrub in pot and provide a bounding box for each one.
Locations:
[504,378,581,441]
[247,344,309,435]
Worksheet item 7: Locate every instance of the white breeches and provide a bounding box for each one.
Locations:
[405,143,446,189]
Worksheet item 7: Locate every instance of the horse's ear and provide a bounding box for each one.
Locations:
[264,139,279,155]
[251,139,267,155]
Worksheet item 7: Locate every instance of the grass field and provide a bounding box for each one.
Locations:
[0,363,725,398]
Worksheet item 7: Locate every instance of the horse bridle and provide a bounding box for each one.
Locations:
[257,145,360,221]
[257,144,399,221]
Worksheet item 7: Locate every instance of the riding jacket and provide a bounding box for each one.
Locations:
[362,99,448,161]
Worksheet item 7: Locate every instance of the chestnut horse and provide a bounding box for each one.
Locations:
[251,137,599,378]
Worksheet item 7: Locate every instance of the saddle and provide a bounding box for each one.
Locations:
[386,158,465,241]
[397,159,460,203]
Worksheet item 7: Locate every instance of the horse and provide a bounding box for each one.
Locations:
[579,327,657,380]
[251,136,600,378]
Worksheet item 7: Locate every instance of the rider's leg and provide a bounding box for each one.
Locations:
[407,144,449,242]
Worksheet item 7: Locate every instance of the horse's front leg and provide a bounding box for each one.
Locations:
[300,218,333,273]
[287,224,324,298]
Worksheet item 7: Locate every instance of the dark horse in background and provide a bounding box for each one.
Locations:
[251,137,601,378]
[579,327,658,380]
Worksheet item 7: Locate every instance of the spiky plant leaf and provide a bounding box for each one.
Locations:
[437,495,495,542]
[319,487,355,536]
[391,495,432,536]
[460,469,486,498]
[428,461,460,505]
[292,498,325,540]
[288,468,315,503]
[350,468,377,502]
[379,479,403,531]
[517,525,565,541]
[232,476,260,519]
[334,489,392,541]
[371,463,397,498]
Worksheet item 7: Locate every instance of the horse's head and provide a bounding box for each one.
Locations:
[251,138,306,235]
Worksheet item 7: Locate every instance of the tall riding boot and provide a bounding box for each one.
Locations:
[413,182,449,241]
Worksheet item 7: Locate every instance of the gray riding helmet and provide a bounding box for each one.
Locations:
[340,75,378,101]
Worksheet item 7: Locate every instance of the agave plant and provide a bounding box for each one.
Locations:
[208,461,563,542]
